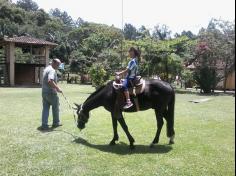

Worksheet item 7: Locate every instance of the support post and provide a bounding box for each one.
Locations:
[4,45,8,63]
[9,42,15,86]
[35,67,39,84]
[45,46,50,66]
[39,67,44,85]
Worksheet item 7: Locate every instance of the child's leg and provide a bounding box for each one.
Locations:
[122,79,133,109]
[124,90,131,102]
[122,79,129,101]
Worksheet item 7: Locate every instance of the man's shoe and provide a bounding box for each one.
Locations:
[38,125,50,131]
[52,123,63,128]
[123,102,133,109]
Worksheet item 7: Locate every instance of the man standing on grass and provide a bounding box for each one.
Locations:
[40,58,63,130]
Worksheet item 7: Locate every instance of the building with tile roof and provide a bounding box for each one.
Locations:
[0,36,57,86]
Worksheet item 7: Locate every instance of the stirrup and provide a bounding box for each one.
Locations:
[123,102,133,109]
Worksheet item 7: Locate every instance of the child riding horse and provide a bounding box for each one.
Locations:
[116,47,140,109]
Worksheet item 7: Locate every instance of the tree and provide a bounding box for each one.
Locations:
[35,9,49,26]
[181,30,196,39]
[123,23,137,40]
[97,48,121,77]
[16,0,38,11]
[193,42,221,93]
[43,19,64,41]
[195,19,235,92]
[50,8,74,27]
[182,69,194,89]
[152,24,171,40]
[207,19,235,92]
[74,17,86,27]
[0,0,234,89]
[69,50,93,74]
[51,41,72,64]
[89,64,107,89]
[123,36,188,81]
[68,23,122,78]
[0,18,19,37]
[137,25,150,39]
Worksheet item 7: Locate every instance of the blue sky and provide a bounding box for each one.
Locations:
[13,0,235,34]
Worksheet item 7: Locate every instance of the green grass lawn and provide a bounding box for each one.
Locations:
[0,84,235,176]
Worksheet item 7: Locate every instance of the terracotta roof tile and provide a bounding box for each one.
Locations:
[2,36,58,46]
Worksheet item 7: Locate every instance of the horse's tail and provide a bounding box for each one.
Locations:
[166,91,175,138]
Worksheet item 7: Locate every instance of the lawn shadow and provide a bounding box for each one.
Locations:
[73,137,172,155]
[176,89,235,97]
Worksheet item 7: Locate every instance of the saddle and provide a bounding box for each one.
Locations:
[113,76,146,96]
[112,76,146,112]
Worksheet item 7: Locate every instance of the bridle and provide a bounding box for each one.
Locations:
[77,103,89,124]
[79,103,84,114]
[61,93,88,126]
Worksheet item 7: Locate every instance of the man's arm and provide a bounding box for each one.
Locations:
[48,69,62,93]
[48,80,62,93]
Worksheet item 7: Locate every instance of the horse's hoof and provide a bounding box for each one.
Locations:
[169,140,175,145]
[150,143,157,148]
[109,141,116,146]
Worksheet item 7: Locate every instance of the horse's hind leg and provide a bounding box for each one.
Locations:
[150,109,164,148]
[117,113,135,149]
[109,113,119,146]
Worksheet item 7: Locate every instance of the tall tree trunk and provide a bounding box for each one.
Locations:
[223,61,229,93]
[223,70,228,93]
[165,59,169,82]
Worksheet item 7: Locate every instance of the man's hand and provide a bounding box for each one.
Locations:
[56,87,63,93]
[48,79,62,93]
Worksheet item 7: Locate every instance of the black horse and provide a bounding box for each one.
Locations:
[75,79,175,149]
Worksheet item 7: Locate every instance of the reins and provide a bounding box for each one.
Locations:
[61,92,77,126]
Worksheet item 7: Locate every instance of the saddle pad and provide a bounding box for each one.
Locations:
[113,80,146,95]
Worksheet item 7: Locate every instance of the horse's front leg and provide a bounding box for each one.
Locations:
[109,112,119,146]
[117,113,135,149]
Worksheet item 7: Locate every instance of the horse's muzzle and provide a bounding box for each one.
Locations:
[77,122,85,130]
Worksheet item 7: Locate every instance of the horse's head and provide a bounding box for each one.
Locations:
[74,103,89,130]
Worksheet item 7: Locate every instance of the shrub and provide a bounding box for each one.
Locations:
[89,64,107,89]
[181,69,195,88]
[193,42,221,93]
[194,66,219,93]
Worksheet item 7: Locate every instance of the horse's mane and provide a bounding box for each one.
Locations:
[85,84,107,102]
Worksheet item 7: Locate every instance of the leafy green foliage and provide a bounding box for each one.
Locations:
[192,19,235,93]
[0,1,234,94]
[50,8,75,29]
[193,42,220,93]
[16,0,38,11]
[123,23,137,40]
[70,50,93,74]
[89,64,107,88]
[194,66,219,93]
[152,24,171,40]
[122,36,191,81]
[182,69,195,88]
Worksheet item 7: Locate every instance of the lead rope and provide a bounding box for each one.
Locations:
[61,92,77,126]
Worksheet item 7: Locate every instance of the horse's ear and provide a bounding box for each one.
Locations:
[74,103,80,109]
